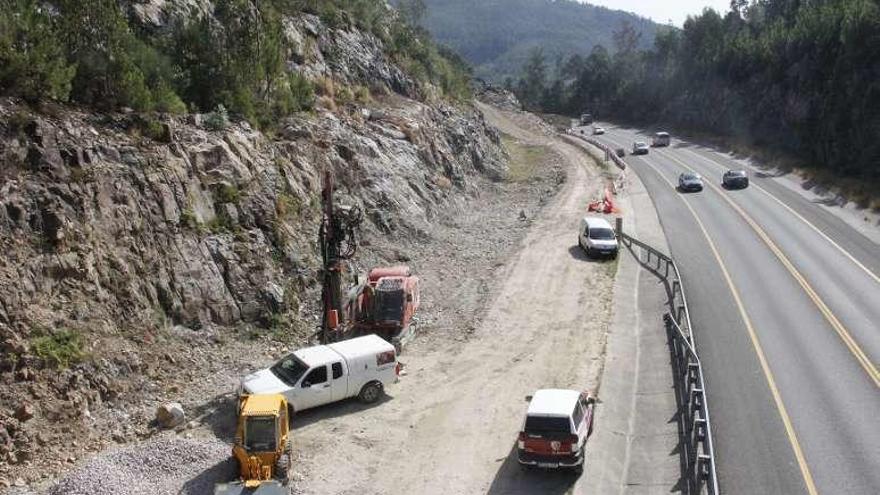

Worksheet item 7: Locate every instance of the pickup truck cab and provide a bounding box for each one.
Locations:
[517,389,595,474]
[240,335,399,414]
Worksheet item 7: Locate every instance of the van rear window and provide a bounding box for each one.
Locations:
[525,416,571,434]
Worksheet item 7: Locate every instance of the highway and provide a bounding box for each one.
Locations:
[584,124,880,495]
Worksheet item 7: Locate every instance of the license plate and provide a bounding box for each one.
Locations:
[538,462,558,468]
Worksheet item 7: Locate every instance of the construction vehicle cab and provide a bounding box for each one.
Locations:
[214,394,291,495]
[349,266,420,351]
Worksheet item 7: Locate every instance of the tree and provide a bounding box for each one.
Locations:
[517,48,547,111]
[0,0,75,102]
[398,0,427,27]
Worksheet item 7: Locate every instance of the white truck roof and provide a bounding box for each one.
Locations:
[328,335,394,360]
[294,345,340,367]
[527,389,580,417]
[582,217,613,229]
[292,335,394,367]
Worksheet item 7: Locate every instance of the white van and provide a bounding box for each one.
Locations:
[652,132,670,147]
[578,217,619,258]
[239,335,399,413]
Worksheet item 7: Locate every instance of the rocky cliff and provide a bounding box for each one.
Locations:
[0,4,505,484]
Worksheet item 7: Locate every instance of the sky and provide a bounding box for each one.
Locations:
[584,0,732,27]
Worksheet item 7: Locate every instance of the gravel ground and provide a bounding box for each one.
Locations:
[45,436,230,495]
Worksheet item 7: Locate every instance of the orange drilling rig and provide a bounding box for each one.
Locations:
[318,171,420,350]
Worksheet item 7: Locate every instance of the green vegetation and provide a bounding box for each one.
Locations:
[179,207,198,230]
[0,0,471,125]
[515,0,880,182]
[400,0,659,82]
[32,329,86,368]
[502,135,549,183]
[216,184,241,204]
[204,105,229,132]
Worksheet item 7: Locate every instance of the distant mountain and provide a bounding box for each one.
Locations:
[410,0,662,82]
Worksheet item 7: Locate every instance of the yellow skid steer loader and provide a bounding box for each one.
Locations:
[214,394,291,495]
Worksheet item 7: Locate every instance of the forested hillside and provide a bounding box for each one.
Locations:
[0,0,472,126]
[514,0,880,184]
[397,0,659,82]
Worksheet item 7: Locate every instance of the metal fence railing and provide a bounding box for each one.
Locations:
[618,232,720,495]
[565,129,628,170]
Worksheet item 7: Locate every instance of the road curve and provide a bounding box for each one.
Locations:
[587,124,880,495]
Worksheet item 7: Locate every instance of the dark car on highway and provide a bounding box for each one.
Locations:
[678,172,704,192]
[722,169,749,189]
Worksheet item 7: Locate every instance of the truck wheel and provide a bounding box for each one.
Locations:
[358,382,383,404]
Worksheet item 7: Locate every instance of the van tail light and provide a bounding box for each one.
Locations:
[566,434,579,453]
[517,432,526,450]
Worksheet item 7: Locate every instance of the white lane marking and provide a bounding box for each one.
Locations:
[677,148,880,285]
[619,145,819,495]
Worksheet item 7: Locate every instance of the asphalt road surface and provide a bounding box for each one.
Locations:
[583,124,880,495]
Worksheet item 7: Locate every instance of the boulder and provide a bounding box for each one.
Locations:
[155,402,185,429]
[14,403,35,422]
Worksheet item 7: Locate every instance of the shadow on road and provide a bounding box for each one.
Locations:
[190,393,239,441]
[178,457,238,495]
[486,443,579,495]
[292,394,393,429]
[620,240,689,493]
[189,390,393,438]
[675,185,704,194]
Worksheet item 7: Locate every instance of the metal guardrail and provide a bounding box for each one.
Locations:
[570,128,718,493]
[618,232,720,495]
[565,129,628,170]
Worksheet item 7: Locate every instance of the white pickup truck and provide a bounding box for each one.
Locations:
[239,335,399,413]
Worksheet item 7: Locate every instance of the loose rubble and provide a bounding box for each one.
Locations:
[46,437,230,495]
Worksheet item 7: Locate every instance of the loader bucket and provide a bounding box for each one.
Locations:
[214,480,287,495]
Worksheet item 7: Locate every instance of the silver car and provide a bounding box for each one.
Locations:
[632,142,649,155]
[678,172,704,192]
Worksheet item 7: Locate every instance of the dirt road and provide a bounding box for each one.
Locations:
[292,105,614,494]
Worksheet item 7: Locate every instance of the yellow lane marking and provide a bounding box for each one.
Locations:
[631,155,819,495]
[679,148,880,285]
[655,148,880,388]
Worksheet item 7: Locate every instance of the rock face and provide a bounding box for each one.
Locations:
[0,96,504,335]
[0,4,506,482]
[474,80,523,112]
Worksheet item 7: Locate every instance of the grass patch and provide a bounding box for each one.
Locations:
[216,184,241,204]
[32,329,86,368]
[180,207,198,229]
[502,135,550,183]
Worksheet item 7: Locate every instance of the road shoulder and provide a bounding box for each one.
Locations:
[579,141,681,494]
